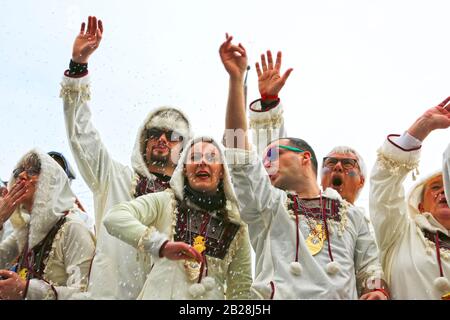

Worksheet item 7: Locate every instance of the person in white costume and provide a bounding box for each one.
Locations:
[60,16,192,299]
[104,137,252,299]
[220,34,387,299]
[370,97,450,300]
[0,150,95,299]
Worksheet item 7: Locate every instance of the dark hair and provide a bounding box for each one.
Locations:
[270,137,318,176]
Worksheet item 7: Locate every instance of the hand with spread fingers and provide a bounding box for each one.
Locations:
[0,270,26,300]
[0,181,27,227]
[407,96,450,141]
[72,16,103,64]
[160,241,203,263]
[219,33,248,81]
[256,50,293,99]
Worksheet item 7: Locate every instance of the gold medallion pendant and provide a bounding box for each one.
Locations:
[184,235,206,282]
[18,268,28,281]
[305,224,326,256]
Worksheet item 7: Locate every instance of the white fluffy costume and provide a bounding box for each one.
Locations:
[370,134,450,299]
[225,147,383,299]
[60,74,192,299]
[0,149,95,299]
[104,137,252,299]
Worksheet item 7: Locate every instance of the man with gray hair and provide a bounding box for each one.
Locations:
[60,16,192,299]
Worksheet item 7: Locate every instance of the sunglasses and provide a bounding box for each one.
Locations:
[146,128,184,142]
[265,145,304,162]
[13,167,40,179]
[190,152,220,164]
[322,157,358,170]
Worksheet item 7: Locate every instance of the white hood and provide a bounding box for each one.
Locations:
[169,136,242,224]
[407,169,449,235]
[130,106,193,180]
[9,149,78,249]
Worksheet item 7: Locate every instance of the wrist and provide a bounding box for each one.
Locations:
[159,240,169,258]
[229,74,245,83]
[407,118,431,142]
[261,94,279,100]
[371,287,390,300]
[66,59,88,78]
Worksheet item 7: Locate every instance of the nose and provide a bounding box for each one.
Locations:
[158,133,169,143]
[332,161,344,172]
[17,171,28,180]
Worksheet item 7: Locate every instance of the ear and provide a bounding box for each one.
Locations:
[359,175,365,188]
[418,202,425,213]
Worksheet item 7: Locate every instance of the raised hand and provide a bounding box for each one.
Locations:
[407,96,450,141]
[256,50,293,98]
[72,16,103,64]
[161,241,203,263]
[219,33,248,80]
[0,181,27,226]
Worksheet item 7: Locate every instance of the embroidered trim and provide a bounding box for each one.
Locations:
[42,220,69,286]
[249,113,283,130]
[59,82,91,105]
[376,151,419,179]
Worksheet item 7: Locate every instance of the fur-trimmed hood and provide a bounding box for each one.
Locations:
[8,149,78,249]
[130,106,193,180]
[407,170,449,235]
[169,136,242,224]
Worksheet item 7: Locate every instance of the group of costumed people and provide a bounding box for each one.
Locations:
[0,16,449,300]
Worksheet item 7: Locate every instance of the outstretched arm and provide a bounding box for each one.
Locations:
[220,33,249,150]
[370,97,450,259]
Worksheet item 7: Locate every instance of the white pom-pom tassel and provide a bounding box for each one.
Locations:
[326,261,340,275]
[189,283,206,298]
[290,261,302,276]
[434,277,450,291]
[202,277,216,291]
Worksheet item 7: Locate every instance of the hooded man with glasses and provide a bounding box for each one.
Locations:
[60,16,192,299]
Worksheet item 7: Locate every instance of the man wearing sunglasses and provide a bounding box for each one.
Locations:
[60,17,192,299]
[221,36,386,299]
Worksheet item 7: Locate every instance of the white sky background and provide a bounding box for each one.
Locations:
[1,0,450,218]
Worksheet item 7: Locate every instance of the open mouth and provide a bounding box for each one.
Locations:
[438,197,448,205]
[332,176,343,187]
[196,171,211,179]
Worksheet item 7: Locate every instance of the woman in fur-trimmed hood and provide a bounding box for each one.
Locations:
[0,149,95,300]
[104,136,252,299]
[370,97,450,300]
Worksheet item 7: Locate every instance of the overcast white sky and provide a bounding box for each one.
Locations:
[1,0,450,217]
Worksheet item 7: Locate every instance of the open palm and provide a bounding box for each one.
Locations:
[256,50,293,97]
[72,16,103,64]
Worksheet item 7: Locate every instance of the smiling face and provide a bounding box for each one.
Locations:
[184,142,224,195]
[320,152,364,204]
[419,174,450,229]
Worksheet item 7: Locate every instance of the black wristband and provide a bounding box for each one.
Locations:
[68,59,88,76]
[260,98,280,112]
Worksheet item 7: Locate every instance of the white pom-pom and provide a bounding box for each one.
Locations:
[434,277,450,291]
[189,283,206,298]
[290,261,303,276]
[202,277,216,291]
[326,261,340,275]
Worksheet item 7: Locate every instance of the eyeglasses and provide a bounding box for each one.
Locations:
[147,128,184,142]
[265,145,304,162]
[190,152,220,164]
[322,157,359,170]
[13,167,40,179]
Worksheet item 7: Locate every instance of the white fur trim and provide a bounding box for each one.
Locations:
[326,261,340,275]
[290,261,303,276]
[189,283,206,298]
[434,277,450,292]
[202,276,216,291]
